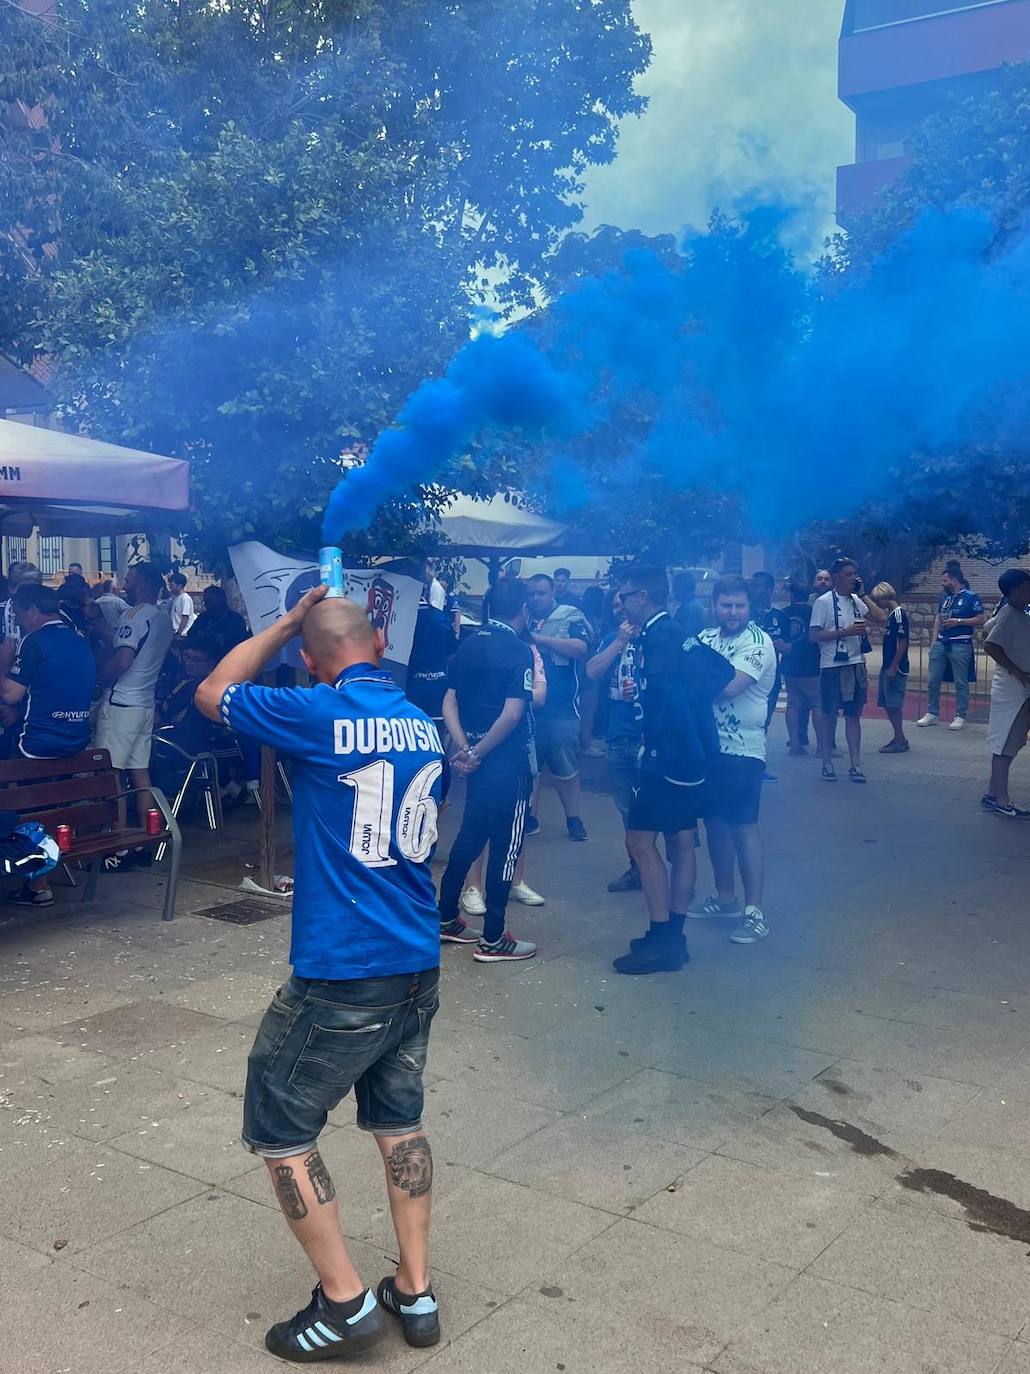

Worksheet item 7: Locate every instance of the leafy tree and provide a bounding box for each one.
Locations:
[825,62,1030,277]
[818,64,1030,562]
[502,213,808,565]
[775,519,950,596]
[0,0,650,566]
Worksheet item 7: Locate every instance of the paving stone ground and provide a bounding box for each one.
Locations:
[2,716,1030,1373]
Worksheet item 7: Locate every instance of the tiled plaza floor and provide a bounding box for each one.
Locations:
[2,718,1029,1373]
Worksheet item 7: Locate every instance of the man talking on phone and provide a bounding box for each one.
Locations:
[809,558,882,784]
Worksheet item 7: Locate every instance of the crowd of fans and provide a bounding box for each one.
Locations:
[0,560,257,904]
[1,551,1027,940]
[431,557,1030,972]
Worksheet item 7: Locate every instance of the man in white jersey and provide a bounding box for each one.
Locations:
[165,571,197,636]
[95,563,173,838]
[693,576,777,945]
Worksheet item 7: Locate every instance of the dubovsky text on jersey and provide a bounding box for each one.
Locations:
[333,717,445,756]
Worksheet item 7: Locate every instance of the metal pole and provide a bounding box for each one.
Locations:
[259,745,276,891]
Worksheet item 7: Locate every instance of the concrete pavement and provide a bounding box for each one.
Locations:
[1,718,1030,1373]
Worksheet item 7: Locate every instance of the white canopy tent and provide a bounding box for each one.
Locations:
[0,421,190,535]
[435,494,566,555]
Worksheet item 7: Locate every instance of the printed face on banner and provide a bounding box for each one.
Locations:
[365,576,395,634]
[266,565,399,651]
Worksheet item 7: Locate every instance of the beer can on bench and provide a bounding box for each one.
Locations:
[55,824,73,852]
[146,809,162,836]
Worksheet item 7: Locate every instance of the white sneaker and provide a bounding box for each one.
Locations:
[460,887,487,917]
[729,906,770,944]
[949,717,966,731]
[916,713,939,727]
[511,881,545,906]
[473,931,537,962]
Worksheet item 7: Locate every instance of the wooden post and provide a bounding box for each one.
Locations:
[258,744,276,891]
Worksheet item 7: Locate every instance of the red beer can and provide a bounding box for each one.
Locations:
[55,824,73,853]
[145,809,162,836]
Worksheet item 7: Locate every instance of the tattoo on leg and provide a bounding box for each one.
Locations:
[304,1149,336,1205]
[273,1164,308,1221]
[387,1135,433,1198]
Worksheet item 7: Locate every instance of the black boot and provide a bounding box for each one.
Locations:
[613,925,688,975]
[607,864,641,893]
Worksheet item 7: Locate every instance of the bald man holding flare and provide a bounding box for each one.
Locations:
[197,586,446,1361]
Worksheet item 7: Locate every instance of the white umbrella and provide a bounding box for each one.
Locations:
[0,420,190,533]
[435,494,566,554]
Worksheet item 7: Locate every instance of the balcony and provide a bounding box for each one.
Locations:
[840,0,1030,103]
[836,155,911,224]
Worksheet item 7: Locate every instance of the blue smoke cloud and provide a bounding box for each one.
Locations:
[320,331,577,544]
[323,205,1030,546]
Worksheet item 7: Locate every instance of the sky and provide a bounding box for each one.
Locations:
[581,0,856,261]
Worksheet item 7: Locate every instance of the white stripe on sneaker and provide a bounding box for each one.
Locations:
[347,1290,378,1324]
[305,1328,327,1347]
[400,1295,438,1315]
[313,1321,342,1342]
[296,1333,313,1352]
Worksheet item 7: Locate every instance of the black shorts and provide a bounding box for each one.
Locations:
[627,773,702,834]
[705,754,764,827]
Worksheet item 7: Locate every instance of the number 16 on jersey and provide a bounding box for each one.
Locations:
[339,759,442,868]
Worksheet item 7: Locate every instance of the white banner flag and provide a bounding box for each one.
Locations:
[228,541,420,680]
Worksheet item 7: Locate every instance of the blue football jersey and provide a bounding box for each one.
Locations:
[937,589,983,643]
[11,622,96,759]
[221,663,445,979]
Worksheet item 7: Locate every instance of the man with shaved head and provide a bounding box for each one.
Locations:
[196,585,446,1360]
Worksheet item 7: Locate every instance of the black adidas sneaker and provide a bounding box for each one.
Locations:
[264,1284,385,1362]
[376,1276,441,1348]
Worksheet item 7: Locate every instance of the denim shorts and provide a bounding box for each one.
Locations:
[877,671,908,710]
[534,712,581,779]
[607,736,641,822]
[784,675,821,711]
[242,968,440,1158]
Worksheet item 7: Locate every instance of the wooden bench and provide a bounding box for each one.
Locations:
[0,748,182,921]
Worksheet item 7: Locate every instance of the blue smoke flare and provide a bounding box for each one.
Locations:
[320,332,576,545]
[322,205,1030,545]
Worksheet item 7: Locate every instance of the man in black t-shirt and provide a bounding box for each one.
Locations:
[552,568,580,608]
[611,564,733,976]
[527,575,593,841]
[405,596,457,727]
[438,578,537,964]
[188,585,249,657]
[870,582,911,754]
[749,572,790,737]
[781,581,822,754]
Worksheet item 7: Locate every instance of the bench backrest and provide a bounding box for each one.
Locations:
[0,748,121,833]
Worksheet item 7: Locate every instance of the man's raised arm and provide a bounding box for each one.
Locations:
[195,585,327,720]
